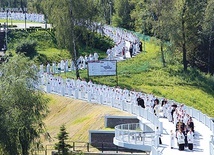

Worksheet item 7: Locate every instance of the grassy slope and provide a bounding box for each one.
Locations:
[118,43,214,117]
[43,94,132,145]
[59,42,214,117]
[0,19,40,24]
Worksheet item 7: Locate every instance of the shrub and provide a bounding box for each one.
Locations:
[55,124,72,155]
[15,40,37,58]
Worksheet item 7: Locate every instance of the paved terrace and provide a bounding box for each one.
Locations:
[157,116,212,155]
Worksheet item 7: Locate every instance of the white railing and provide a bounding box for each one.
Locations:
[114,123,155,145]
[42,80,163,155]
[151,143,162,155]
[185,106,214,135]
[210,135,214,155]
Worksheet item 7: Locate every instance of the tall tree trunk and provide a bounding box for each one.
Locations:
[181,1,188,72]
[19,127,30,155]
[69,0,80,79]
[211,38,214,75]
[160,41,166,67]
[208,33,211,73]
[73,37,80,79]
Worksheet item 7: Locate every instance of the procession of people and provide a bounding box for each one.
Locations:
[0,11,45,23]
[35,21,198,153]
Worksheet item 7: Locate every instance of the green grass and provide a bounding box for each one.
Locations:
[6,28,214,117]
[57,41,214,117]
[72,116,91,125]
[0,19,40,24]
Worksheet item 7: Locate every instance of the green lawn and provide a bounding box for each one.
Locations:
[59,41,214,117]
[0,19,40,24]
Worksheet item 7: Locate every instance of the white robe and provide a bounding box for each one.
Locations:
[170,132,175,148]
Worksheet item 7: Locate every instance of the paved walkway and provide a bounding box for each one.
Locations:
[158,117,212,155]
[3,22,52,29]
[104,27,213,155]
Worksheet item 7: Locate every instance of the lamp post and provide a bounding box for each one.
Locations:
[143,20,146,52]
[5,9,8,49]
[24,8,27,30]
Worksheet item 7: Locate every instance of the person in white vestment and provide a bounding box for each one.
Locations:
[187,128,194,150]
[177,128,185,151]
[170,130,175,149]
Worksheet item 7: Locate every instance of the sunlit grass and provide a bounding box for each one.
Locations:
[56,40,214,117]
[0,19,41,24]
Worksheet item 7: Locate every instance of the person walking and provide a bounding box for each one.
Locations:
[129,43,133,58]
[177,128,185,151]
[170,130,175,149]
[187,128,194,150]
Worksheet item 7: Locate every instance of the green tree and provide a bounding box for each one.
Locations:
[40,0,99,78]
[95,0,113,25]
[112,0,134,29]
[130,0,151,34]
[55,124,71,155]
[15,40,37,58]
[169,0,206,72]
[202,0,214,74]
[0,54,49,155]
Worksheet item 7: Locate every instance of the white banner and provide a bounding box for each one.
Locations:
[88,60,117,76]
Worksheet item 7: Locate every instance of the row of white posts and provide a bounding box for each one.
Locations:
[44,82,213,155]
[185,105,214,155]
[42,80,163,154]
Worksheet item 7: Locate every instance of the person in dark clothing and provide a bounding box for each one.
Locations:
[187,117,194,132]
[183,127,188,147]
[129,43,133,58]
[171,106,176,122]
[139,41,143,52]
[137,96,145,108]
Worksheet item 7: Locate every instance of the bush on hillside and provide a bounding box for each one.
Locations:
[8,29,57,50]
[15,40,37,58]
[75,27,114,51]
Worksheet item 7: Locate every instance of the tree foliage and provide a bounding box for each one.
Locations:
[38,0,100,78]
[15,40,37,58]
[0,54,49,155]
[55,124,71,155]
[112,0,134,29]
[129,0,213,73]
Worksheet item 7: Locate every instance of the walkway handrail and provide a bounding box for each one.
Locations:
[114,123,155,146]
[184,105,214,135]
[210,135,214,155]
[41,79,163,155]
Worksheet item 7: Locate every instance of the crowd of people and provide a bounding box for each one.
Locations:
[39,52,100,74]
[40,74,144,109]
[36,22,196,152]
[102,25,143,60]
[170,104,195,151]
[40,72,196,152]
[0,11,45,23]
[136,95,195,151]
[38,24,144,74]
